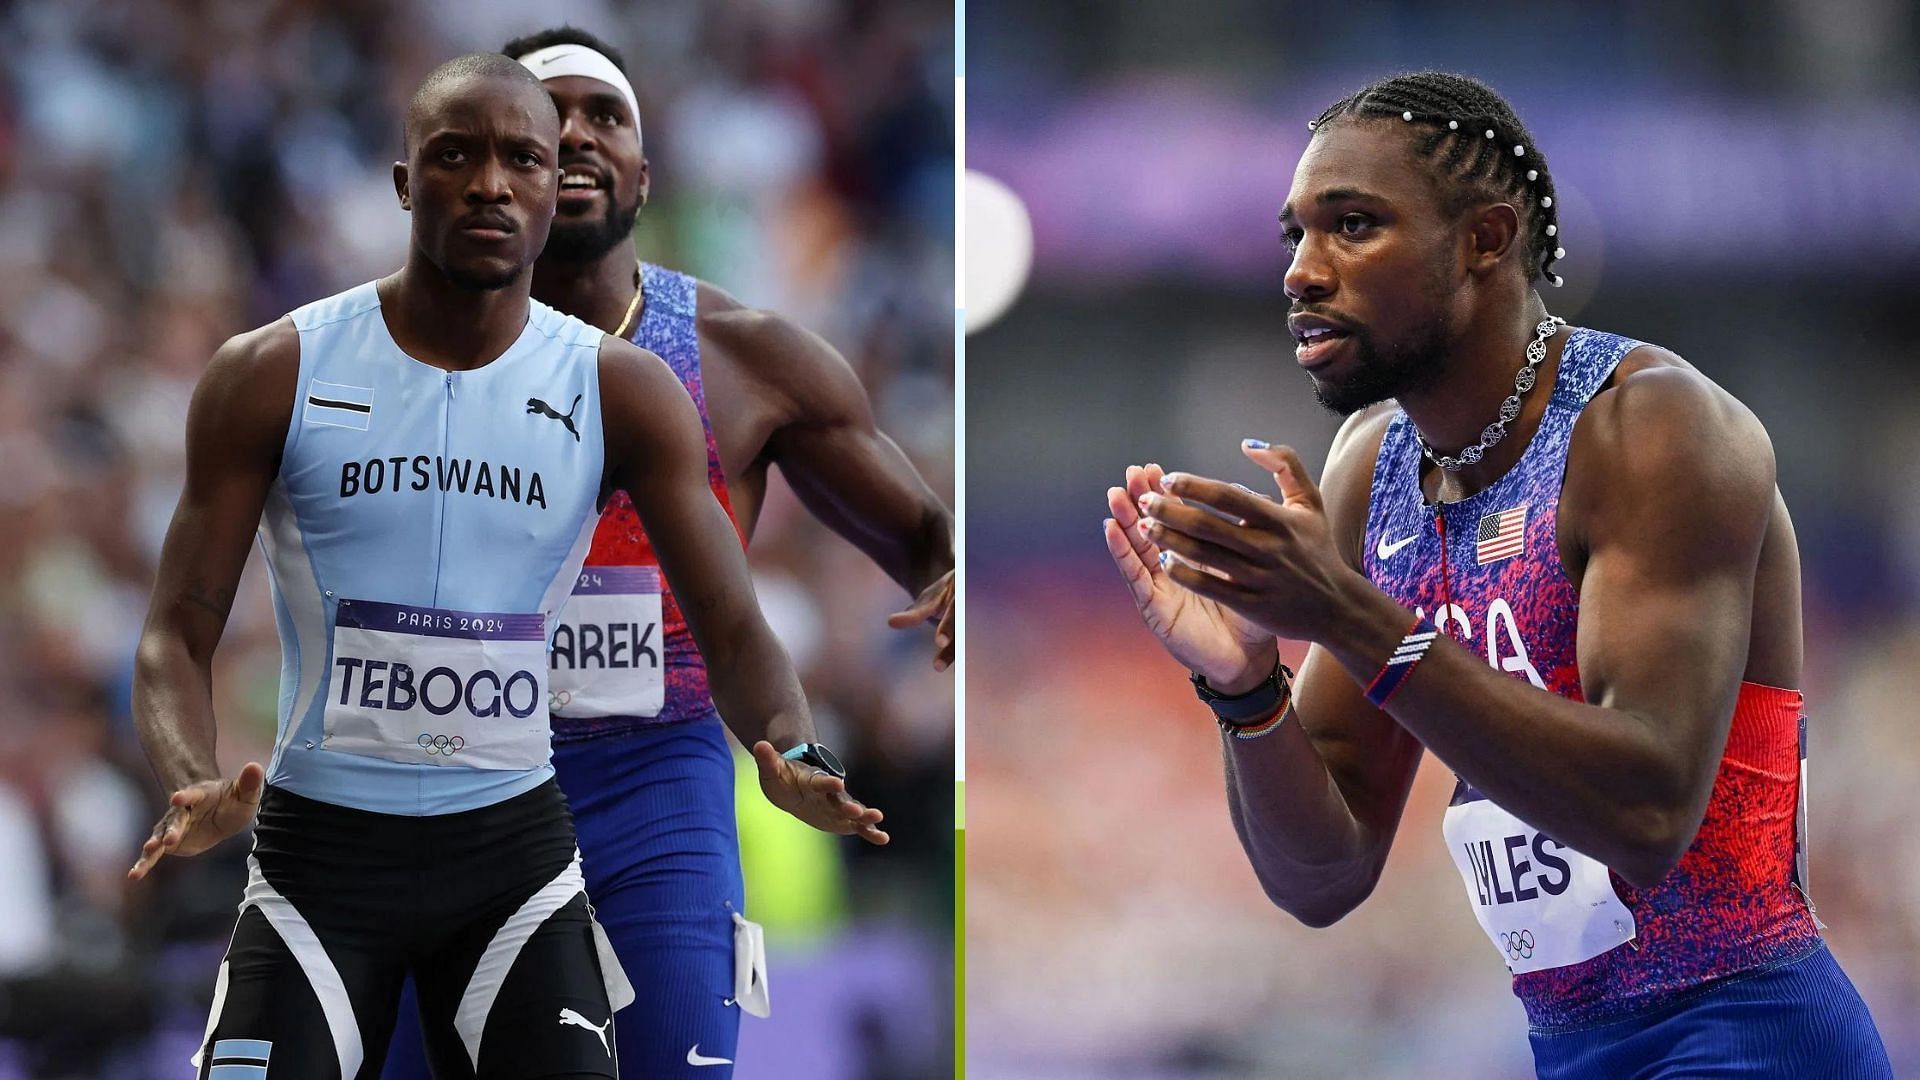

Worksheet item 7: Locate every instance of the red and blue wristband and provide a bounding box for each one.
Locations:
[1364,615,1438,707]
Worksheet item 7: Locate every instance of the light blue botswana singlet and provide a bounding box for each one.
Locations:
[258,282,605,816]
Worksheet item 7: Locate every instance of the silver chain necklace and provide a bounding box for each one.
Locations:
[1416,316,1566,472]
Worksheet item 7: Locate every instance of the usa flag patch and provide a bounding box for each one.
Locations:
[1476,505,1527,564]
[303,379,373,430]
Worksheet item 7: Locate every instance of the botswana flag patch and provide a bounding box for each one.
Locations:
[304,379,374,430]
[206,1038,271,1077]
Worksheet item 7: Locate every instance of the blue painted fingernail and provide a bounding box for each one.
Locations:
[1244,438,1269,449]
[1159,551,1172,568]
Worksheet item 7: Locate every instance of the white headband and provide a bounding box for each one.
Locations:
[515,43,642,139]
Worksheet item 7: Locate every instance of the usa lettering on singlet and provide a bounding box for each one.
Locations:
[257,282,607,815]
[1361,327,1821,1028]
[548,263,743,735]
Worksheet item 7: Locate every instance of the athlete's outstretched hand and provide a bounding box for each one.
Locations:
[1137,442,1358,644]
[128,761,265,881]
[887,570,955,671]
[1106,462,1278,691]
[751,741,890,846]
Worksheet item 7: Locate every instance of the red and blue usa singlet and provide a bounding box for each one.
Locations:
[548,263,744,743]
[1362,327,1821,1029]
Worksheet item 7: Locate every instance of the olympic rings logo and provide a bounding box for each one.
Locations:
[1499,929,1536,961]
[417,733,467,756]
[550,689,573,710]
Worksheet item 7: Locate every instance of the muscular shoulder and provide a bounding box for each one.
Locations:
[1578,346,1773,488]
[193,318,300,449]
[693,279,804,359]
[693,279,866,424]
[597,333,690,406]
[205,317,299,396]
[1321,402,1398,569]
[1566,345,1775,554]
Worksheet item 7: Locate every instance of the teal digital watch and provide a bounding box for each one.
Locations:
[780,742,847,779]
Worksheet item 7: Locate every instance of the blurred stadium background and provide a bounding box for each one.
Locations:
[965,1,1920,1076]
[0,1,952,1077]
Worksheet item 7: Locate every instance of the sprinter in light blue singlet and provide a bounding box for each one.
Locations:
[383,28,948,1080]
[260,280,605,816]
[128,53,880,1080]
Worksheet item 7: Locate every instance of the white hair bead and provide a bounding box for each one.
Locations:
[1484,128,1495,139]
[1448,120,1459,130]
[1514,145,1526,156]
[1307,120,1317,130]
[1403,111,1414,121]
[1540,196,1552,207]
[1546,224,1556,236]
[1554,247,1567,259]
[1526,169,1538,181]
[1548,273,1564,287]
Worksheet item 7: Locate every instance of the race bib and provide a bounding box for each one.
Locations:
[1443,786,1636,974]
[548,566,664,719]
[323,599,550,769]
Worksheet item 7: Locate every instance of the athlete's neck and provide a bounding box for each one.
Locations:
[530,243,642,337]
[379,260,532,372]
[1399,295,1559,502]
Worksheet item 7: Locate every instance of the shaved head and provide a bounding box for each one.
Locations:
[395,53,562,292]
[405,52,557,154]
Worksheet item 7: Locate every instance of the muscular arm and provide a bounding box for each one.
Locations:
[1310,368,1774,887]
[716,309,953,597]
[134,322,296,793]
[598,337,812,750]
[1221,408,1426,925]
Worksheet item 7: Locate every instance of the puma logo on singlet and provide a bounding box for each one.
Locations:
[527,394,583,442]
[557,1008,611,1055]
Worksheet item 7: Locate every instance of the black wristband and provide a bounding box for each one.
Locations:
[1192,661,1292,725]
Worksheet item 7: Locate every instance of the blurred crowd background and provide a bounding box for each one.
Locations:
[0,0,953,1077]
[967,1,1920,1077]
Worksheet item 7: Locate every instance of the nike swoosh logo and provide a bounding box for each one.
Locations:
[687,1045,734,1066]
[1376,534,1417,559]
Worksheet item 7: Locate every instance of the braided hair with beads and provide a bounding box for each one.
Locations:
[1307,72,1566,287]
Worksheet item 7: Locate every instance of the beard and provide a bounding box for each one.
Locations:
[1303,256,1458,415]
[543,191,643,263]
[1305,309,1454,415]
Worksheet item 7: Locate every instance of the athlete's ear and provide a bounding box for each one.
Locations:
[636,156,651,209]
[393,161,411,211]
[1465,202,1521,278]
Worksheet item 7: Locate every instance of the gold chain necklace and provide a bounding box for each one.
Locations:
[613,269,643,338]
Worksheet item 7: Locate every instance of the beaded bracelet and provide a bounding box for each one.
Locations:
[1222,699,1290,741]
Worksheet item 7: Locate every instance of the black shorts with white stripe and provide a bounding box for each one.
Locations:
[194,781,624,1079]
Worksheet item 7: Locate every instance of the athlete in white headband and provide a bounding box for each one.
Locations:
[514,42,642,140]
[379,26,953,1080]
